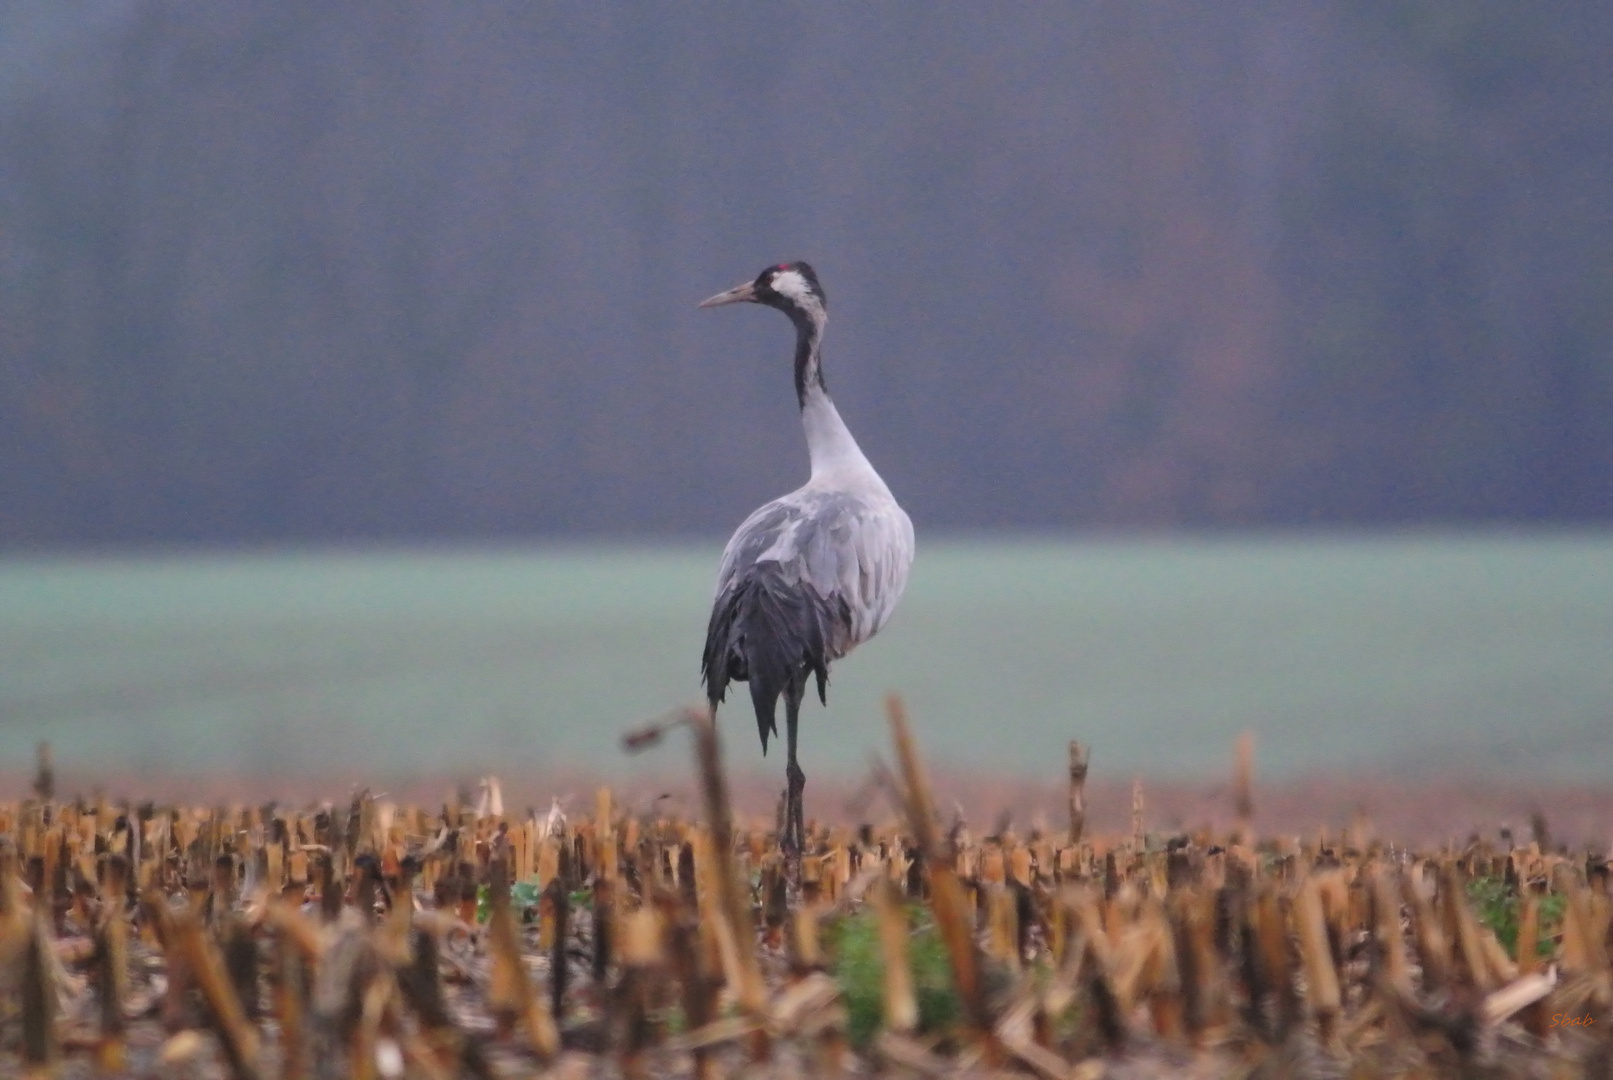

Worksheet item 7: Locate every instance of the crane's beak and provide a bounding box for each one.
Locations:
[697,280,756,308]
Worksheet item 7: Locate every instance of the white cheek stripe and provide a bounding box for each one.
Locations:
[771,270,812,301]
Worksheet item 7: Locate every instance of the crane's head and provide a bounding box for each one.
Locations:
[698,262,825,322]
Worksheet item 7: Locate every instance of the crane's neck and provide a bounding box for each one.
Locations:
[790,307,880,484]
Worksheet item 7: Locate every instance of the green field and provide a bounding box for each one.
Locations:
[1,533,1610,780]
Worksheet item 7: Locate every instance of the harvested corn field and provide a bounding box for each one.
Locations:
[1,699,1609,1079]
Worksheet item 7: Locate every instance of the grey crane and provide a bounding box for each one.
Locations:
[698,262,915,856]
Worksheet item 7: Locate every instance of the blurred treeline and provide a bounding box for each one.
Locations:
[1,3,1608,546]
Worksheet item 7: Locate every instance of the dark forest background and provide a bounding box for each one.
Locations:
[2,2,1610,547]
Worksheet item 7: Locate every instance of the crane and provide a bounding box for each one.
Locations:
[697,262,915,858]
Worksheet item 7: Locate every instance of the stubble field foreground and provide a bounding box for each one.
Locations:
[1,700,1610,1080]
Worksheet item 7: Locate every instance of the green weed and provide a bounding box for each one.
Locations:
[475,876,549,923]
[824,903,962,1048]
[1466,875,1564,959]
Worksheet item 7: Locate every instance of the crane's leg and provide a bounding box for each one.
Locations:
[783,687,806,872]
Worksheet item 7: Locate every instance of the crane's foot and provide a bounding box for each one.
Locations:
[779,785,796,850]
[782,762,807,884]
[779,799,802,887]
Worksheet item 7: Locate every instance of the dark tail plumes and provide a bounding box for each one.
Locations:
[701,565,841,752]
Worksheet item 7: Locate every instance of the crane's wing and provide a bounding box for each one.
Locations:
[702,487,914,752]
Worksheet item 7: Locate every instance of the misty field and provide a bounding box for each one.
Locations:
[2,534,1611,783]
[3,534,1613,781]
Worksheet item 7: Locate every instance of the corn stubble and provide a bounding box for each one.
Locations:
[0,713,1608,1078]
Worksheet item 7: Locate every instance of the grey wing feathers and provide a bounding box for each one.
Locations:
[701,489,912,753]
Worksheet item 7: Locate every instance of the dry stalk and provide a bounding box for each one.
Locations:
[147,890,262,1079]
[485,859,559,1061]
[689,706,768,1063]
[22,909,58,1080]
[871,875,917,1034]
[1232,731,1254,847]
[1067,741,1089,846]
[1294,873,1342,1051]
[886,693,996,1061]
